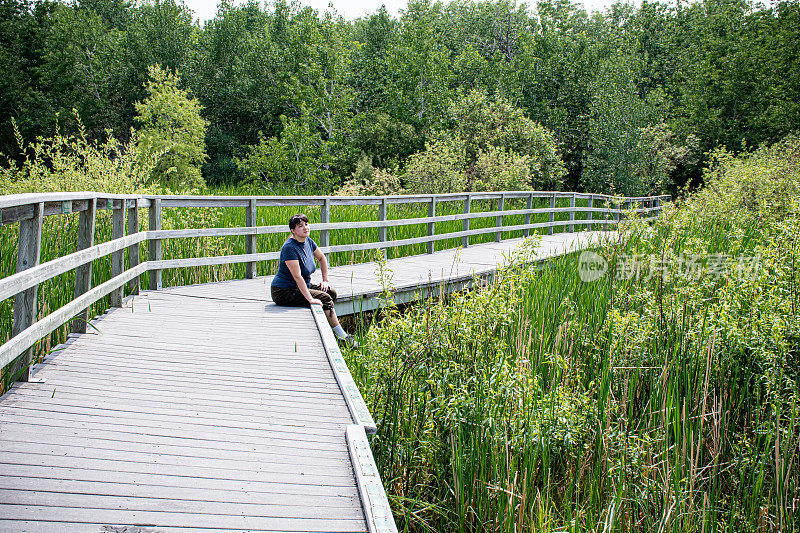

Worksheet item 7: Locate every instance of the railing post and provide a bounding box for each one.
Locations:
[523,192,533,238]
[72,198,97,334]
[10,201,44,382]
[321,197,331,246]
[110,200,125,307]
[246,198,257,279]
[586,195,593,231]
[495,193,504,243]
[614,198,621,225]
[462,194,472,248]
[548,193,555,235]
[148,198,162,291]
[378,197,387,244]
[569,193,576,233]
[427,196,436,254]
[127,200,140,295]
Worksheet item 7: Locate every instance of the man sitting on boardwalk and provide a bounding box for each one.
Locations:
[271,213,358,348]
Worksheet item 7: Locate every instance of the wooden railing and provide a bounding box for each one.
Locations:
[0,190,670,381]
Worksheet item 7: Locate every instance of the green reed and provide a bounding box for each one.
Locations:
[344,148,800,532]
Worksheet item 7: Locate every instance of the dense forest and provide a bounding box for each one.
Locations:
[1,0,799,196]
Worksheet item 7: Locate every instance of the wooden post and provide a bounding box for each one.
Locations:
[72,198,97,334]
[462,194,472,248]
[495,193,504,243]
[427,196,436,254]
[614,198,621,225]
[127,200,140,295]
[320,197,331,266]
[110,200,125,307]
[148,198,162,291]
[586,195,593,231]
[523,193,533,238]
[548,193,555,235]
[245,199,257,279]
[378,198,387,244]
[569,193,576,233]
[321,197,331,247]
[10,201,43,382]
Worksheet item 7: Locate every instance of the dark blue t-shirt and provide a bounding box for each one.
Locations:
[271,237,317,289]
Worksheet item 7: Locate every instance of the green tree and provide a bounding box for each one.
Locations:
[0,0,57,158]
[40,2,125,137]
[443,88,565,189]
[235,114,332,190]
[581,51,656,195]
[134,65,208,189]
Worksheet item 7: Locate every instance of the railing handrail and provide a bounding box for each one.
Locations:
[1,190,671,379]
[0,191,672,223]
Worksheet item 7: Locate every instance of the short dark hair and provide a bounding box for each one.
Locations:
[289,213,309,230]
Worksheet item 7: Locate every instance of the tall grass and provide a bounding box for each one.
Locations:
[344,139,800,531]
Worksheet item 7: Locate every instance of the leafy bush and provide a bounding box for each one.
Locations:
[235,115,333,191]
[335,154,402,195]
[1,113,155,194]
[404,90,566,194]
[134,65,208,190]
[403,137,467,194]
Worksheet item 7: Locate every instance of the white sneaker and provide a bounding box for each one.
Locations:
[342,335,359,349]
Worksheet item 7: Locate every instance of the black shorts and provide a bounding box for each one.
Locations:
[271,283,337,311]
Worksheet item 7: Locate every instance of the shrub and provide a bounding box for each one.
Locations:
[235,115,332,191]
[1,113,155,194]
[134,65,208,191]
[403,137,467,194]
[335,154,402,195]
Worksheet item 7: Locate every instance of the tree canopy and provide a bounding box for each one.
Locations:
[1,0,799,195]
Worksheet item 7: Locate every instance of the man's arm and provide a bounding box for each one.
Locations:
[313,248,330,292]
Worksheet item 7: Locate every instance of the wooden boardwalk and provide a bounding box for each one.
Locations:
[162,231,608,316]
[0,231,603,531]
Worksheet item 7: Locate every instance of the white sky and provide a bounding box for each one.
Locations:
[185,0,634,24]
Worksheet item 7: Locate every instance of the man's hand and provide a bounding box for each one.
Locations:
[319,280,330,292]
[310,298,324,306]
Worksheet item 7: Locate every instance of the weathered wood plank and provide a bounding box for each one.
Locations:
[0,450,356,486]
[9,201,43,382]
[2,426,349,464]
[0,489,364,519]
[0,420,347,459]
[0,505,368,531]
[0,412,347,453]
[0,447,354,483]
[72,198,96,335]
[2,394,352,429]
[0,465,356,498]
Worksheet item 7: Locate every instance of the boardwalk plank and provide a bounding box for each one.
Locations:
[0,506,368,531]
[0,490,365,520]
[0,477,358,507]
[2,430,348,464]
[8,387,353,422]
[0,466,358,497]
